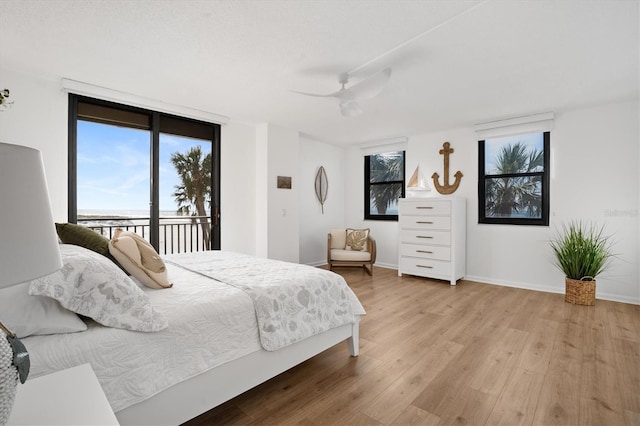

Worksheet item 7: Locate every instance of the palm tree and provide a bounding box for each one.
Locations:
[485,142,543,217]
[170,146,212,249]
[370,152,404,214]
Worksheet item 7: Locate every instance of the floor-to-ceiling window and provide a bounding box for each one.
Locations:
[68,95,221,253]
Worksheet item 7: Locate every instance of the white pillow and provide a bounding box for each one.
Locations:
[0,282,87,338]
[29,244,168,333]
[109,229,172,289]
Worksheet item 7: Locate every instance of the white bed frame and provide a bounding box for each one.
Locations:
[115,318,360,426]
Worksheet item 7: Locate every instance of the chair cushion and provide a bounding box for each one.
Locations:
[330,248,371,262]
[329,229,347,249]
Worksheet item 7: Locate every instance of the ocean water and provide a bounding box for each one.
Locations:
[78,209,179,218]
[78,209,193,229]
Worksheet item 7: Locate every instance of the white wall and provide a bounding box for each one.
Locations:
[255,124,269,258]
[220,121,257,255]
[0,69,68,219]
[548,102,638,303]
[298,137,345,265]
[256,123,300,263]
[0,67,259,255]
[344,100,639,304]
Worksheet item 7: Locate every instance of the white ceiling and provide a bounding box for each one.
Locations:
[1,0,638,145]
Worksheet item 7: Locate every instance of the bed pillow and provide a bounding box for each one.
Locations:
[0,282,87,338]
[29,244,168,333]
[345,228,370,251]
[55,222,121,267]
[109,229,172,289]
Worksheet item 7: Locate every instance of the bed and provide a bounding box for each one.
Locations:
[8,244,365,426]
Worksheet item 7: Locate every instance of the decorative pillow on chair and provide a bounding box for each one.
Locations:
[108,228,172,289]
[29,244,168,332]
[0,282,87,338]
[346,228,370,251]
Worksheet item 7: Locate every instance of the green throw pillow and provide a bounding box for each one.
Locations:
[55,222,121,267]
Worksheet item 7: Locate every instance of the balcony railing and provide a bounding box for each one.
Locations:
[78,216,212,255]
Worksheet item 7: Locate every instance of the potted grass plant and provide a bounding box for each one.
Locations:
[549,221,614,305]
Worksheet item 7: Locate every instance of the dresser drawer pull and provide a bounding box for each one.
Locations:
[416,250,433,254]
[416,221,433,224]
[416,206,433,209]
[416,265,433,269]
[416,235,433,239]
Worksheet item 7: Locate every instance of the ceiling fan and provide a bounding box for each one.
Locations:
[292,68,392,117]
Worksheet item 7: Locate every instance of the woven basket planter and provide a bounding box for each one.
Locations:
[565,277,596,306]
[0,329,19,424]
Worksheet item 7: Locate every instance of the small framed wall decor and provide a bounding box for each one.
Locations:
[277,176,292,189]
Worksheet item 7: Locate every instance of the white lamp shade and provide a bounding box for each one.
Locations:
[0,142,62,287]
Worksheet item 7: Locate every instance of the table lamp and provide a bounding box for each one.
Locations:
[0,142,63,424]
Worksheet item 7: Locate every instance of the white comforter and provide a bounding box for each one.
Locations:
[165,251,365,351]
[23,251,364,413]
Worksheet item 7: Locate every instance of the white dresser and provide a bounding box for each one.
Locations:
[398,197,466,285]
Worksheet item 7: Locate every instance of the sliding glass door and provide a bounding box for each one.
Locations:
[69,95,221,253]
[159,130,214,254]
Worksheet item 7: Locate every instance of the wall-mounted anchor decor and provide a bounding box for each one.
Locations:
[314,166,328,213]
[432,142,463,194]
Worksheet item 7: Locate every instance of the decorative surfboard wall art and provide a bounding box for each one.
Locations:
[315,166,328,213]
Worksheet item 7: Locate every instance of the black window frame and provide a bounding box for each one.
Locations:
[478,131,550,226]
[364,150,406,221]
[67,94,222,250]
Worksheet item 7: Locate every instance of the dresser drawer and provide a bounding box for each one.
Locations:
[399,200,451,216]
[400,229,451,246]
[400,243,450,261]
[399,215,450,230]
[400,257,451,277]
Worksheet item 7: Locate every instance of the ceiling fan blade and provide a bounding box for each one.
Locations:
[290,88,345,98]
[292,67,390,117]
[338,67,392,101]
[340,100,363,117]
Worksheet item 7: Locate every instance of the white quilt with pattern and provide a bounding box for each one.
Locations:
[24,251,364,413]
[164,251,365,351]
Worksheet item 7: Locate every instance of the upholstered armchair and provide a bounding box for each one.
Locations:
[327,228,377,275]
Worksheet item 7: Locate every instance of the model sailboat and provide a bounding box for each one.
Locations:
[406,165,431,197]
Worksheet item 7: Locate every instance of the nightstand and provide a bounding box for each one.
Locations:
[7,363,119,425]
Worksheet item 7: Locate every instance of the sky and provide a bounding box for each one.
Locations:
[77,120,210,214]
[484,132,544,175]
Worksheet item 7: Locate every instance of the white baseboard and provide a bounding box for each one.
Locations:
[303,262,640,305]
[465,274,640,306]
[371,262,397,270]
[305,261,398,271]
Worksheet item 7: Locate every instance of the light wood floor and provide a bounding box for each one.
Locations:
[184,266,640,426]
